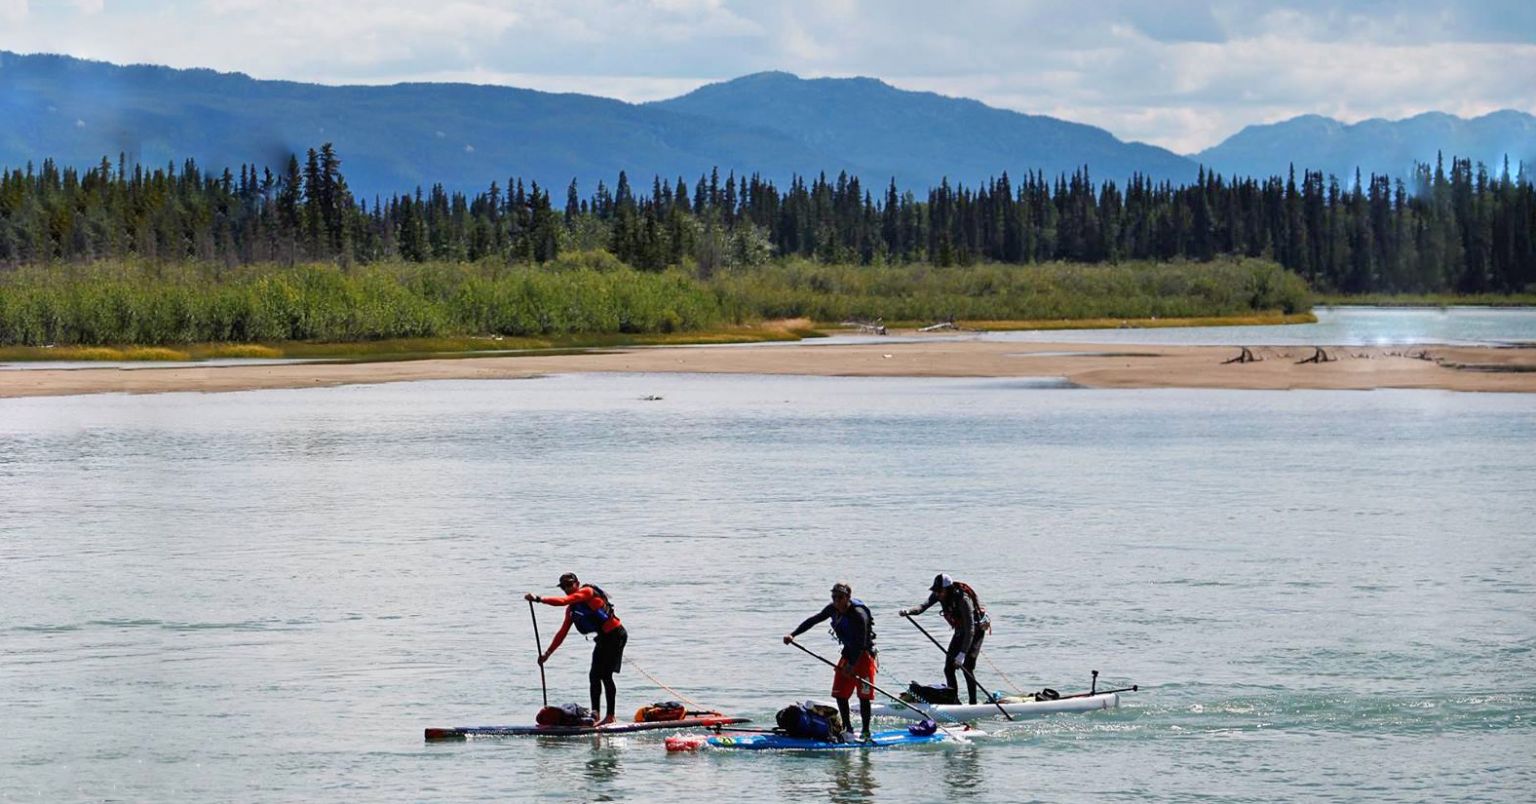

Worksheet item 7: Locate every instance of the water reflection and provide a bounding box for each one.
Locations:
[581,739,624,798]
[943,745,986,798]
[826,751,878,803]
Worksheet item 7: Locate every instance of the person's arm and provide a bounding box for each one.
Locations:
[783,605,832,643]
[900,593,939,617]
[542,608,574,662]
[535,587,594,608]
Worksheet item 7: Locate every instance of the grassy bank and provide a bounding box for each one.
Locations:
[0,254,1310,350]
[953,311,1317,331]
[0,320,824,363]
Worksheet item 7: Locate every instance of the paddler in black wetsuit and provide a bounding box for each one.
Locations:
[783,581,877,742]
[900,573,990,705]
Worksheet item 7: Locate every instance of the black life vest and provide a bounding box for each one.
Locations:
[568,584,616,634]
[830,598,877,653]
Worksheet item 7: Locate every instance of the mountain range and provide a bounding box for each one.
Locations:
[1196,111,1536,182]
[1,51,1532,199]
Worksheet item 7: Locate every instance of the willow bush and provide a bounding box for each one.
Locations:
[0,255,1308,346]
[0,259,726,345]
[709,257,1309,323]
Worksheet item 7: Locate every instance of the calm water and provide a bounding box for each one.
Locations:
[2,374,1534,802]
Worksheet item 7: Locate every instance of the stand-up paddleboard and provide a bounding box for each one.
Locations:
[665,728,967,752]
[869,691,1122,721]
[425,714,749,741]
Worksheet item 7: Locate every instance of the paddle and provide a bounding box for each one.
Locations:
[784,637,971,741]
[901,614,1013,721]
[528,599,548,708]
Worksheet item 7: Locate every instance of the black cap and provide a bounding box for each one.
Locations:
[557,572,579,588]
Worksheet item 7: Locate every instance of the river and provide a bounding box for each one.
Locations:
[2,370,1532,802]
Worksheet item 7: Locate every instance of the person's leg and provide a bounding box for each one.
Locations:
[945,630,964,700]
[857,653,877,740]
[601,673,617,721]
[588,667,603,715]
[594,627,625,725]
[963,628,985,704]
[836,695,852,737]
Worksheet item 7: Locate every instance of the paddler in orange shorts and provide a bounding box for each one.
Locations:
[783,581,878,741]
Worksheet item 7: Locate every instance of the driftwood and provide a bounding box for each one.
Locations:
[843,318,887,335]
[1222,347,1261,364]
[1296,347,1336,364]
[919,319,959,332]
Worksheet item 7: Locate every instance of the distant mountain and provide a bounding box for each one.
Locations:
[0,52,858,199]
[1196,111,1536,181]
[651,71,1200,188]
[0,52,1199,198]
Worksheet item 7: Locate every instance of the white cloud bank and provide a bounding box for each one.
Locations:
[0,0,1531,152]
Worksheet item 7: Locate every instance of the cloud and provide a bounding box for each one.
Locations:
[0,0,1529,150]
[0,0,27,25]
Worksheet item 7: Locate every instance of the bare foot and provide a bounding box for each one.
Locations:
[596,715,616,726]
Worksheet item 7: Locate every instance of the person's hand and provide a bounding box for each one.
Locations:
[898,609,910,617]
[537,652,549,665]
[953,652,966,666]
[782,634,795,645]
[524,593,540,602]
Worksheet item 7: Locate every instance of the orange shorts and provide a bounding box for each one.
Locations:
[832,653,877,700]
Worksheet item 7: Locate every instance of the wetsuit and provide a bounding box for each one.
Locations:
[540,585,627,719]
[910,587,986,704]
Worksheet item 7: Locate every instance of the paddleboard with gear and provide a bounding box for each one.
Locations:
[665,727,965,752]
[870,690,1123,720]
[425,714,748,740]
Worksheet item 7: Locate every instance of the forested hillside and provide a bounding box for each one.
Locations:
[1,146,1530,295]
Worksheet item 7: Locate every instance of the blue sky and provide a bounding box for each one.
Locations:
[1,0,1532,152]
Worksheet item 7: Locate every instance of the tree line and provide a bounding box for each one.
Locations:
[1,145,1531,294]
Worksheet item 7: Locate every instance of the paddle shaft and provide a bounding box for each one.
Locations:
[785,638,969,737]
[903,615,1013,720]
[1059,684,1138,700]
[529,599,548,708]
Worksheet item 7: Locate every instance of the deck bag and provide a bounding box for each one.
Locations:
[1035,688,1061,701]
[775,702,844,742]
[536,703,595,727]
[907,681,960,705]
[634,701,689,722]
[907,719,939,736]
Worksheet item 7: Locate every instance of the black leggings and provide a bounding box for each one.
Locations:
[944,627,985,705]
[589,626,627,717]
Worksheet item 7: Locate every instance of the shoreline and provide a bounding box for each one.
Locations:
[3,338,1534,397]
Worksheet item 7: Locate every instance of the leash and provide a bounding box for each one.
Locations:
[628,658,707,711]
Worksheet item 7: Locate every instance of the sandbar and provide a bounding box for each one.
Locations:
[3,338,1535,398]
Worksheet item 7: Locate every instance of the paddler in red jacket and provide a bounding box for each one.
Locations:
[525,572,628,726]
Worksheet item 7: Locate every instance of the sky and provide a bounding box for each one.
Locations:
[1,0,1533,153]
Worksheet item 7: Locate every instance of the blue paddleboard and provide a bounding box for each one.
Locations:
[701,729,951,750]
